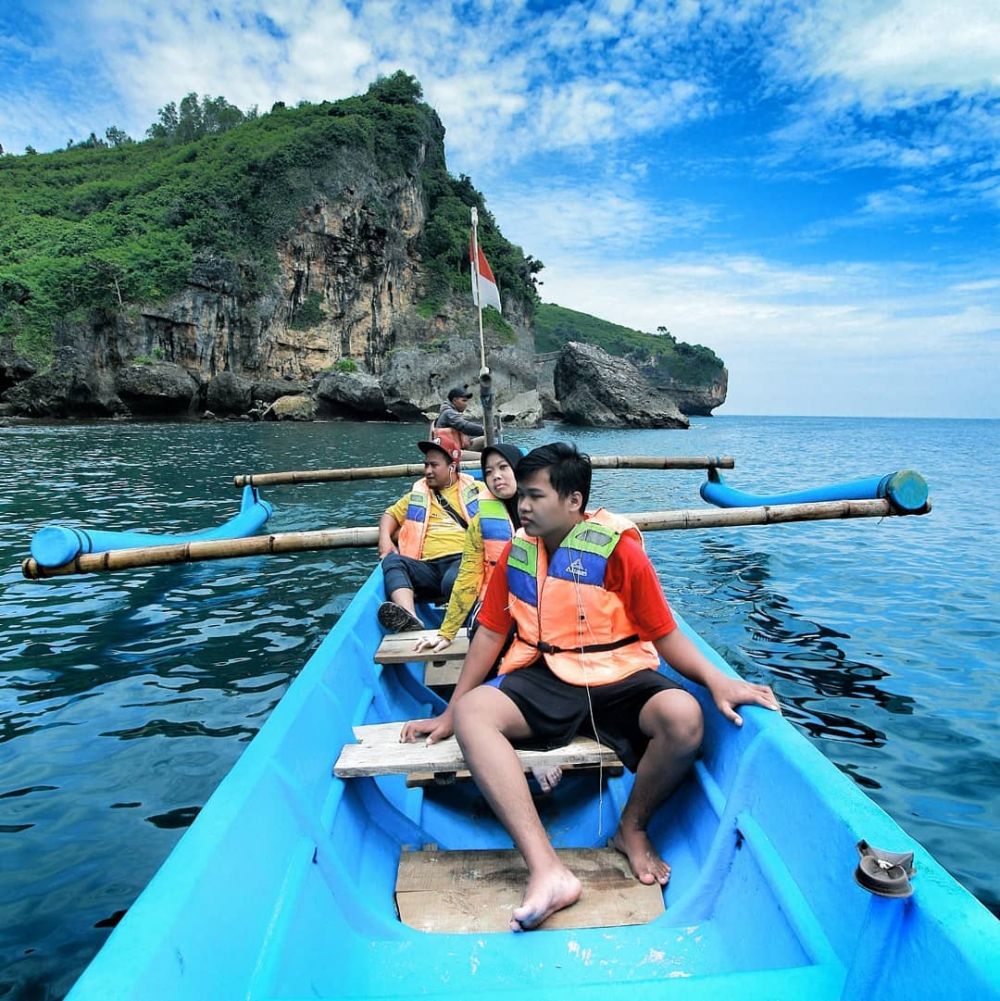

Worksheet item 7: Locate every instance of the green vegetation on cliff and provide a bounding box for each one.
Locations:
[534,303,724,386]
[0,72,538,365]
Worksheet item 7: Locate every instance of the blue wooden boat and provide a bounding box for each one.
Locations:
[28,485,272,569]
[66,561,1000,999]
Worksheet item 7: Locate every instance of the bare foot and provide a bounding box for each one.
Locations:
[510,865,582,931]
[611,827,671,886]
[531,764,563,793]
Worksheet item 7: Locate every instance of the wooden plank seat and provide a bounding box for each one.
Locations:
[333,722,623,778]
[396,847,663,932]
[374,629,469,665]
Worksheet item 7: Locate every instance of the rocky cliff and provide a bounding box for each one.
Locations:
[0,75,542,422]
[0,75,724,427]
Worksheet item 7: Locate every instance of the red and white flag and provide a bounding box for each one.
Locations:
[470,239,502,314]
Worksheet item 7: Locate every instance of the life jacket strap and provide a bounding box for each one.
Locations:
[531,634,640,655]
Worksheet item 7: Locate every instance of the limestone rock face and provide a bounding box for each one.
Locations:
[314,369,391,419]
[0,344,35,395]
[661,371,728,416]
[116,363,199,415]
[3,175,541,420]
[251,377,310,404]
[496,390,543,428]
[3,339,125,418]
[271,395,318,421]
[554,342,688,429]
[206,372,252,415]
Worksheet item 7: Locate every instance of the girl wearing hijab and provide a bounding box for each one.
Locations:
[415,442,523,655]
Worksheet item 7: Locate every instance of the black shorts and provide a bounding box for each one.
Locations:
[487,660,683,771]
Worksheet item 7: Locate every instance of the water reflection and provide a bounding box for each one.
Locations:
[694,537,916,748]
[1,416,997,994]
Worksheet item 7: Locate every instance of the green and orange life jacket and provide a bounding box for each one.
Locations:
[498,509,660,686]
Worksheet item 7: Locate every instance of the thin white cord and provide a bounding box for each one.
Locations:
[569,543,604,837]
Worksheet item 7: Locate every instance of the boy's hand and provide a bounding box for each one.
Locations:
[400,709,454,745]
[709,676,780,727]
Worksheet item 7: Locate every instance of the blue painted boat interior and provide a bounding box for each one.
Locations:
[29,485,273,567]
[68,568,999,1000]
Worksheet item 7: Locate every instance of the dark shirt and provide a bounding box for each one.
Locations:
[435,401,484,437]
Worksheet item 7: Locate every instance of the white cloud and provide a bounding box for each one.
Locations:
[760,0,1000,216]
[493,183,715,257]
[786,0,1000,109]
[3,0,722,165]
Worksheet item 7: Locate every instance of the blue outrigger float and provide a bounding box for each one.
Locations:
[700,468,930,511]
[67,553,999,999]
[28,485,272,569]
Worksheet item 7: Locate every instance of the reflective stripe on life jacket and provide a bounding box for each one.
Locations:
[498,508,660,686]
[396,475,480,559]
[477,496,514,599]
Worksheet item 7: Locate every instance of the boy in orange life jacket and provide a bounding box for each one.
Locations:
[377,441,481,633]
[401,442,780,931]
[435,386,486,453]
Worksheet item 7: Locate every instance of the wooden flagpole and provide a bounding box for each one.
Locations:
[470,206,497,446]
[470,207,487,373]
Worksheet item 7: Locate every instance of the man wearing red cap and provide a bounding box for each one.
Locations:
[377,440,483,632]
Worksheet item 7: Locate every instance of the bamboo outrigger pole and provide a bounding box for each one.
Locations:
[22,497,929,579]
[233,455,737,487]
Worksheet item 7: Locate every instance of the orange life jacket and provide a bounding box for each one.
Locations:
[498,509,660,686]
[427,425,467,460]
[396,475,480,559]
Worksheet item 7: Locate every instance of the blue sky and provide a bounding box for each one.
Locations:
[1,0,998,417]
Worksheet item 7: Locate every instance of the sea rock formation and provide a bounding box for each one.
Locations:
[554,342,689,429]
[3,338,124,418]
[272,395,318,421]
[116,363,200,416]
[0,345,34,395]
[647,370,728,417]
[314,368,392,420]
[1,187,543,422]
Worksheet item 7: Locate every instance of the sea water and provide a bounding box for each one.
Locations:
[0,415,997,997]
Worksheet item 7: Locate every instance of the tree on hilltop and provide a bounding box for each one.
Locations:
[366,71,423,105]
[146,93,254,143]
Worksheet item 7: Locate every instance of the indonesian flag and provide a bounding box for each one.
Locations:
[470,239,502,314]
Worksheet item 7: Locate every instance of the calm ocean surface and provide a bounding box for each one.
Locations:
[0,415,997,997]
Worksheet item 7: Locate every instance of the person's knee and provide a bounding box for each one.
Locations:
[381,553,413,592]
[647,690,704,754]
[453,687,516,749]
[453,689,488,749]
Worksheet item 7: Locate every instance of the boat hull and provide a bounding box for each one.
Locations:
[68,568,999,1000]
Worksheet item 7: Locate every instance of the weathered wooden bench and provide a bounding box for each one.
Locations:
[374,628,468,664]
[335,726,651,932]
[333,722,623,778]
[374,629,467,686]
